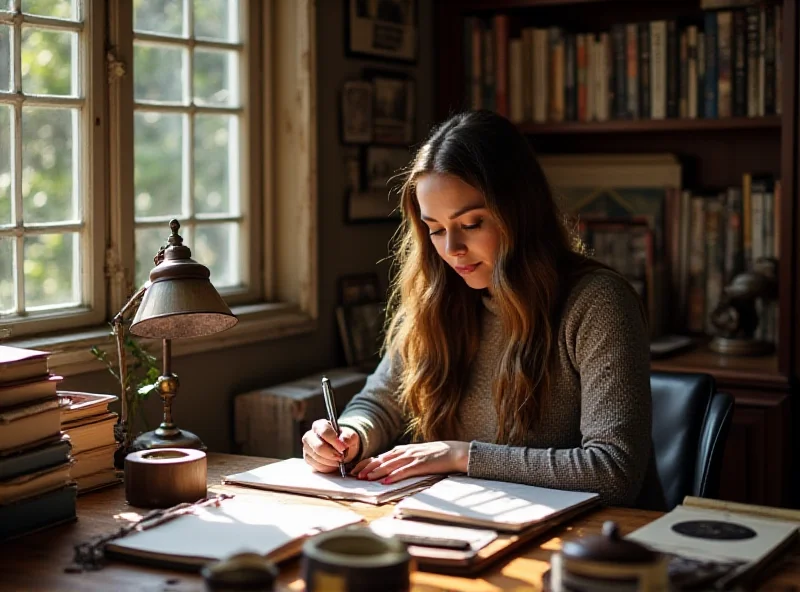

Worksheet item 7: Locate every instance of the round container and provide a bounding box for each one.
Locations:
[302,526,411,592]
[201,552,278,592]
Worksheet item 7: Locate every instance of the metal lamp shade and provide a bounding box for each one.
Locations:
[130,277,238,339]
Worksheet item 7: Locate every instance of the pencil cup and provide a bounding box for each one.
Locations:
[302,526,411,592]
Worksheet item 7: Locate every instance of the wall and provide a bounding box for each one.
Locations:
[57,0,435,453]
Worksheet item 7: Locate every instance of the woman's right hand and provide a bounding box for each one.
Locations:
[301,419,361,473]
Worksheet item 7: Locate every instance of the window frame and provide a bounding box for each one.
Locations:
[4,0,318,375]
[0,0,108,338]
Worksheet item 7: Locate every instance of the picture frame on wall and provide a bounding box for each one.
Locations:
[338,272,381,306]
[336,301,386,370]
[370,72,415,145]
[346,0,418,63]
[341,80,373,144]
[346,146,407,224]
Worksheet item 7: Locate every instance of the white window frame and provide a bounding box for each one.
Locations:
[5,0,318,375]
[0,0,107,337]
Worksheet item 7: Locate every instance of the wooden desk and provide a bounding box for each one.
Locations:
[1,453,798,591]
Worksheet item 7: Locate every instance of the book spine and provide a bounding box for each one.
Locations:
[687,26,698,118]
[697,30,705,118]
[732,9,747,117]
[679,28,688,118]
[533,28,548,123]
[763,4,776,114]
[564,33,577,121]
[638,22,651,119]
[612,24,627,119]
[666,20,679,118]
[745,6,760,117]
[650,21,666,119]
[494,14,509,117]
[717,11,733,118]
[626,23,638,119]
[509,38,523,123]
[704,11,718,118]
[576,33,588,122]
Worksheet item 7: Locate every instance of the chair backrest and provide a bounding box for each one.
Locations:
[650,371,734,510]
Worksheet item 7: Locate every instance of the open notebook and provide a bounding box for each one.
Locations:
[394,475,600,533]
[223,458,441,505]
[105,495,363,568]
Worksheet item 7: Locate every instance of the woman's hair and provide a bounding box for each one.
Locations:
[386,109,593,445]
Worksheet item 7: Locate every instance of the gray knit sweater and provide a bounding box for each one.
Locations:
[339,269,664,509]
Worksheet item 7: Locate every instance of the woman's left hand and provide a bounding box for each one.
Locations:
[350,441,470,484]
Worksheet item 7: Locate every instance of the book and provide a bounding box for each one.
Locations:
[70,443,117,480]
[0,346,50,386]
[61,411,117,455]
[74,467,122,494]
[223,457,441,505]
[0,434,71,481]
[0,399,62,453]
[626,496,799,589]
[105,495,364,568]
[58,391,117,424]
[0,459,73,505]
[394,475,600,533]
[0,375,62,409]
[0,483,77,543]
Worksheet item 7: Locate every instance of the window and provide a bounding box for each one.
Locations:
[0,0,105,335]
[131,0,248,296]
[1,0,318,371]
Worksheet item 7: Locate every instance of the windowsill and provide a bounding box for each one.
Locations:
[6,303,317,377]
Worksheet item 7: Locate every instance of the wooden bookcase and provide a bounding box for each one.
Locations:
[433,0,798,508]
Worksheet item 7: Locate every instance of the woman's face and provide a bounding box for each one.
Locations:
[416,172,501,292]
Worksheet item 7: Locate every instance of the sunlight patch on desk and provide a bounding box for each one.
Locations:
[114,511,145,523]
[541,536,564,551]
[412,571,503,592]
[501,556,551,582]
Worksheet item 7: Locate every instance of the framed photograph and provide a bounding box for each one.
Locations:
[341,80,373,144]
[336,301,386,370]
[366,146,409,191]
[370,72,415,145]
[346,0,418,63]
[338,272,381,306]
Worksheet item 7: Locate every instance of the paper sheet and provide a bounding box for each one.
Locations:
[108,497,363,561]
[224,458,437,503]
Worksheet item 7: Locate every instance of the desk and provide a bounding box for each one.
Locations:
[0,453,798,591]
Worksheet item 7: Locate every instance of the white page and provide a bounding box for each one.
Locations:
[626,506,799,564]
[108,497,363,561]
[369,516,498,550]
[224,458,436,502]
[395,475,598,528]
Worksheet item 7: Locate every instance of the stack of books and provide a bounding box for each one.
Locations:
[0,345,77,542]
[58,391,121,493]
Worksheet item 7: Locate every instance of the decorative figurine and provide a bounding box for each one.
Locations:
[549,521,669,592]
[709,257,778,356]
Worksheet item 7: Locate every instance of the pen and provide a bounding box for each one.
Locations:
[321,376,347,478]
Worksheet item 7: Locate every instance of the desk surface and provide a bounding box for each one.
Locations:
[0,453,798,591]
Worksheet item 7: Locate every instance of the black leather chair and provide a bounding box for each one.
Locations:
[650,371,734,510]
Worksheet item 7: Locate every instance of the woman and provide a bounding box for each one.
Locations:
[302,110,662,509]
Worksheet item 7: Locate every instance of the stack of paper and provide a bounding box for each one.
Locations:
[394,475,600,532]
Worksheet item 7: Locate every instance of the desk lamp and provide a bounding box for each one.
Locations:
[114,219,237,453]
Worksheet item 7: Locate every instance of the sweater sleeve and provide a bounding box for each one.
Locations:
[338,353,408,460]
[466,272,653,506]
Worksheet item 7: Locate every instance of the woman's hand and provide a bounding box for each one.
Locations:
[301,419,361,473]
[351,441,469,484]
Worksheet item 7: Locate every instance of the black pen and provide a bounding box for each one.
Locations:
[321,376,347,478]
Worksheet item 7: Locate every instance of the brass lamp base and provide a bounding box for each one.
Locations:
[131,427,206,452]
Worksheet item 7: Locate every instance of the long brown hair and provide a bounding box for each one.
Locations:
[386,110,593,445]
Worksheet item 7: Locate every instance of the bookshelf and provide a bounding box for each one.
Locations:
[434,0,797,508]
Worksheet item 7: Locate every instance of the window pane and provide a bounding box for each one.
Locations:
[134,0,184,37]
[194,49,237,106]
[134,43,184,103]
[195,114,236,215]
[135,226,166,288]
[21,28,77,96]
[22,107,76,223]
[24,232,78,309]
[134,111,183,218]
[0,237,12,314]
[194,0,237,42]
[0,106,10,226]
[22,0,76,20]
[0,25,10,92]
[195,223,238,288]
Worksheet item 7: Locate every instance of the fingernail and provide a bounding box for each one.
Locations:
[381,478,391,485]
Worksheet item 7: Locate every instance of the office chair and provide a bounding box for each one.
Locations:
[650,371,735,510]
